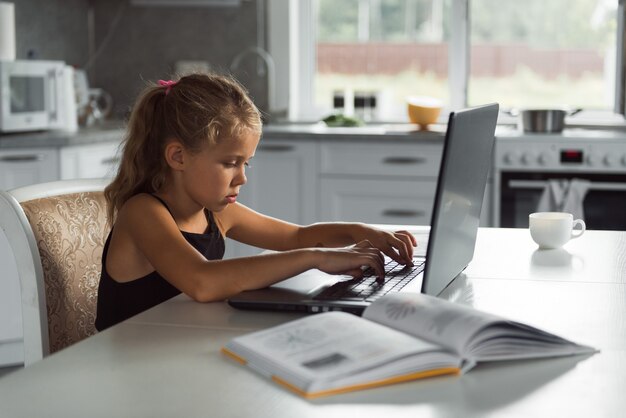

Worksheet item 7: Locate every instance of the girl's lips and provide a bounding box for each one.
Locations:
[225,194,238,203]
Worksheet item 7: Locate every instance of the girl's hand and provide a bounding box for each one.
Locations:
[352,227,418,266]
[312,244,385,279]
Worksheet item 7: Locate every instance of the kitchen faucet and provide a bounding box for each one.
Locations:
[230,46,277,122]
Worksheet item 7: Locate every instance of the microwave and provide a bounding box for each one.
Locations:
[0,60,73,133]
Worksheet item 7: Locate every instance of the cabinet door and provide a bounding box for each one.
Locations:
[224,140,318,258]
[0,148,59,190]
[320,178,437,225]
[60,142,121,180]
[321,142,442,177]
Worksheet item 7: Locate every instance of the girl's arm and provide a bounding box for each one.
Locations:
[219,203,417,265]
[115,196,385,303]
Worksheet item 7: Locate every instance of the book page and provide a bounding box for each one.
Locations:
[363,293,596,361]
[225,311,451,389]
[462,322,596,361]
[363,292,504,355]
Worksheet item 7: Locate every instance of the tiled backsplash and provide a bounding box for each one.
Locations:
[15,0,267,118]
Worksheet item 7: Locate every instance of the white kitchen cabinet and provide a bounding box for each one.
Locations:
[60,141,121,179]
[320,142,442,178]
[320,178,437,224]
[319,141,493,227]
[0,148,59,191]
[224,140,318,258]
[319,142,442,225]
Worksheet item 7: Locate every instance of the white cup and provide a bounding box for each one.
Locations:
[529,212,586,249]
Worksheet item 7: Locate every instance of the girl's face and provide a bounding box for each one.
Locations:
[181,130,260,212]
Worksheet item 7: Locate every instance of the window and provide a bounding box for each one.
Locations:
[278,0,621,123]
[315,0,451,122]
[468,0,617,110]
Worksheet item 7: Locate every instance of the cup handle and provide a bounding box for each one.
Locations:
[571,219,586,239]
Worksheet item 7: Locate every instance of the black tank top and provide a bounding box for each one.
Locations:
[95,195,225,331]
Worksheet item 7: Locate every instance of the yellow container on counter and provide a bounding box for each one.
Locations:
[407,97,442,130]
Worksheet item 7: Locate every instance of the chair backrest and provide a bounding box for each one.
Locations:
[0,179,110,365]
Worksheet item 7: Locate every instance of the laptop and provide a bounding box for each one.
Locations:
[228,103,499,315]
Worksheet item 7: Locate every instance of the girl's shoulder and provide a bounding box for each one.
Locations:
[116,193,169,224]
[212,202,259,235]
[121,193,161,211]
[112,193,183,243]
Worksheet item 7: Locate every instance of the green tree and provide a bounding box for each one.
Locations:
[318,0,615,48]
[471,0,615,49]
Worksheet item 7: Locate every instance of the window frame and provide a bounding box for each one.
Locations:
[268,0,625,124]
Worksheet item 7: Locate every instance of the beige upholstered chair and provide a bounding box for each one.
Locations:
[0,179,110,366]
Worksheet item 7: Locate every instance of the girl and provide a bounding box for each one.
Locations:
[95,73,416,331]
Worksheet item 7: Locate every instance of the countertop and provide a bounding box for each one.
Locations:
[260,122,447,142]
[0,121,127,149]
[0,121,446,149]
[1,227,625,417]
[1,121,625,149]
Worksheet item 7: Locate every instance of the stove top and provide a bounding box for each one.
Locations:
[495,129,626,172]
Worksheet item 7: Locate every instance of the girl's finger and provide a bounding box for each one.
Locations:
[394,232,416,259]
[374,243,404,265]
[395,230,417,247]
[364,253,385,279]
[360,247,386,265]
[389,236,411,264]
[354,239,373,249]
[351,254,383,279]
[345,267,364,279]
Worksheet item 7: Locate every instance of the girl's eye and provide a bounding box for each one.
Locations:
[223,161,251,168]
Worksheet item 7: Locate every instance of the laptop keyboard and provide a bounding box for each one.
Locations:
[314,258,425,303]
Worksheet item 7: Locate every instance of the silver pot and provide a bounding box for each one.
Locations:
[515,108,582,133]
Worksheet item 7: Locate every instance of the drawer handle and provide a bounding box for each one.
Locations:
[101,157,120,165]
[257,144,294,152]
[382,157,426,165]
[382,209,425,218]
[0,154,44,162]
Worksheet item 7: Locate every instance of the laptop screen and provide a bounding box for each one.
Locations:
[421,103,499,296]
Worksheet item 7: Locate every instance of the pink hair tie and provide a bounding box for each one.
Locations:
[158,79,178,95]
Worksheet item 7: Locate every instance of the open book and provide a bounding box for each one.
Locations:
[221,293,596,399]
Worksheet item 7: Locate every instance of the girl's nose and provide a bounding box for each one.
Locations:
[233,167,247,186]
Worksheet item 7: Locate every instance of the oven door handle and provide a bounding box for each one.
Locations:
[508,179,626,192]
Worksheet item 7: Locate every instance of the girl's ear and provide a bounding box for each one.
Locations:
[164,141,186,170]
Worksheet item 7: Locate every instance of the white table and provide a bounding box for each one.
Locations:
[1,227,625,418]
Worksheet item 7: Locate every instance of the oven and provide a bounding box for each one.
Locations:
[494,133,626,230]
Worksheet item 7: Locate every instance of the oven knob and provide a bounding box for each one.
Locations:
[586,153,600,166]
[503,152,519,165]
[604,154,617,167]
[521,152,536,165]
[538,152,553,165]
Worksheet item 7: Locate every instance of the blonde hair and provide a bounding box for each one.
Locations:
[105,73,262,225]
